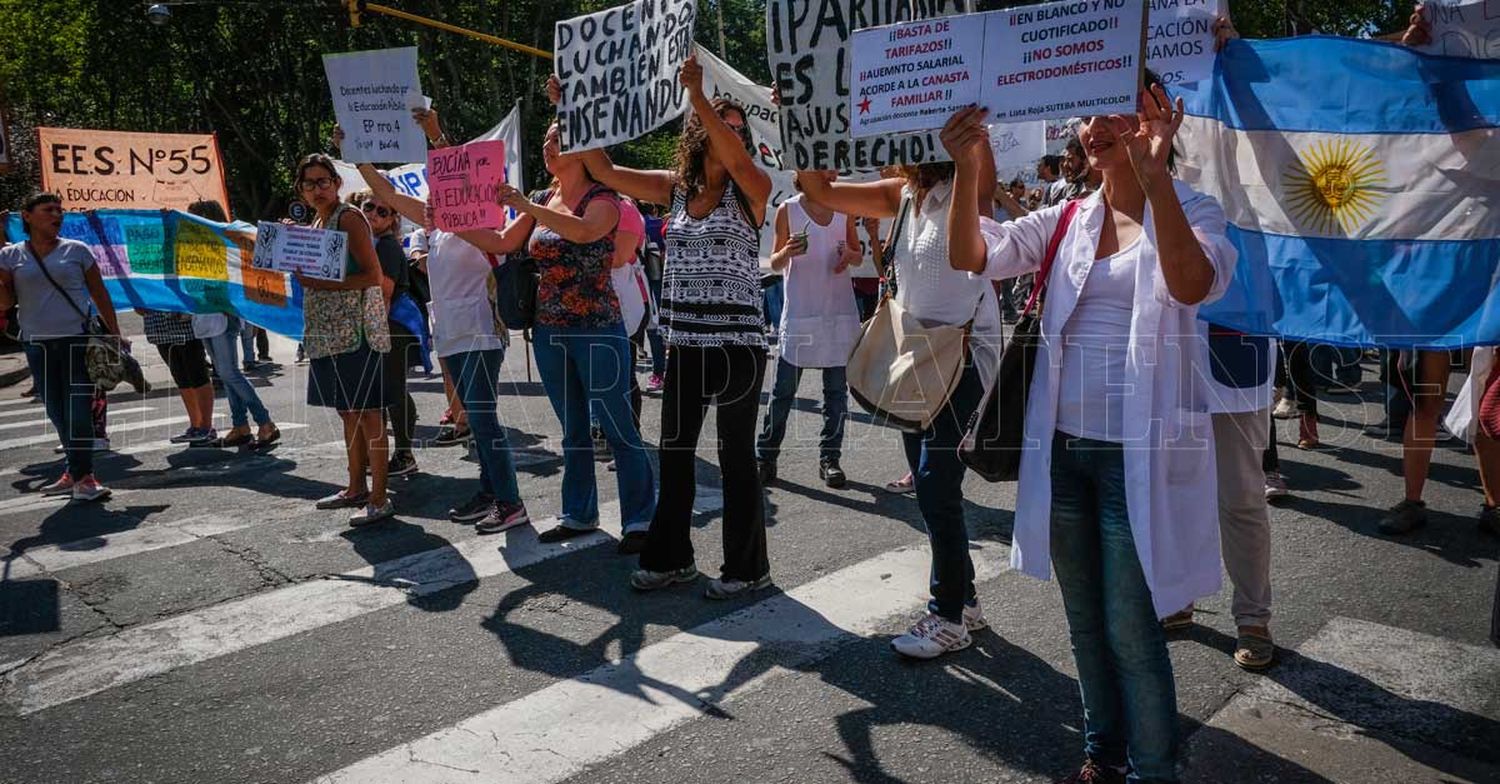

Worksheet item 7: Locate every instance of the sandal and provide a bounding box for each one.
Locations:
[884,473,915,494]
[1234,628,1276,671]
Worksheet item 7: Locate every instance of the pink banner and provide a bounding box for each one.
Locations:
[427,140,506,232]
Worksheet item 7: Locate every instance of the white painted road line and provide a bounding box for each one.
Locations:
[111,422,310,457]
[0,415,192,451]
[0,490,138,518]
[0,406,154,432]
[2,487,722,715]
[312,541,1009,784]
[0,397,37,408]
[2,514,257,578]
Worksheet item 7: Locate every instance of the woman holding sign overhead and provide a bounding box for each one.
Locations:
[959,74,1237,784]
[551,54,774,599]
[293,154,395,527]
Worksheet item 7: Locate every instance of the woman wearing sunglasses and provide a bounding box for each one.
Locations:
[294,154,395,527]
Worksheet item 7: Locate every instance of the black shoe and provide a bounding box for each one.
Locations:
[433,425,472,447]
[819,458,847,489]
[448,492,495,523]
[388,452,419,477]
[538,524,597,543]
[1480,505,1500,537]
[617,530,648,555]
[1378,499,1428,535]
[757,459,777,486]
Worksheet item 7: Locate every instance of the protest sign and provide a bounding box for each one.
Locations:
[1146,0,1221,84]
[323,47,427,164]
[978,0,1146,123]
[1420,0,1500,59]
[554,0,698,152]
[990,121,1046,181]
[252,222,348,282]
[696,45,796,266]
[427,141,507,232]
[767,0,966,173]
[4,209,303,338]
[849,16,986,137]
[37,128,230,212]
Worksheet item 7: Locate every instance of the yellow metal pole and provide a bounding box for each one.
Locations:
[363,3,553,60]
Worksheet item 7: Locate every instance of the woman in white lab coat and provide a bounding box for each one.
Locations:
[955,75,1237,783]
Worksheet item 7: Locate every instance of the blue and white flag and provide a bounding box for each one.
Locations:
[1177,36,1500,349]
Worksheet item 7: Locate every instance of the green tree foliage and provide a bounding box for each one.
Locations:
[0,0,1409,221]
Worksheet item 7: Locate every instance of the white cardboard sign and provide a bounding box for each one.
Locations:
[1146,0,1222,85]
[1419,0,1500,60]
[554,0,699,152]
[322,47,427,164]
[251,222,347,282]
[849,17,986,137]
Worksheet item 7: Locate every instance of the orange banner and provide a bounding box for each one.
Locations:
[37,128,230,214]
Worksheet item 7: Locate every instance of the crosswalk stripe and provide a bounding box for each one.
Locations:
[2,513,256,578]
[0,406,154,432]
[0,397,36,408]
[0,490,137,518]
[0,406,62,420]
[0,415,191,451]
[2,487,721,715]
[311,540,1008,784]
[112,422,310,457]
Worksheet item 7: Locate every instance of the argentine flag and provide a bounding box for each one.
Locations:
[1176,36,1500,349]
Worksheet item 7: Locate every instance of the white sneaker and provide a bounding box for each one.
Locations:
[1271,398,1298,419]
[962,601,989,632]
[1264,472,1290,500]
[891,613,972,659]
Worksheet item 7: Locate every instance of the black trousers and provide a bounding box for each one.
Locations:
[641,344,769,581]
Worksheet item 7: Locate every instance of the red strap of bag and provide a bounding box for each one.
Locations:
[1020,199,1082,318]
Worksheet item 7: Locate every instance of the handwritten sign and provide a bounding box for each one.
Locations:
[322,47,427,164]
[251,222,347,282]
[175,219,230,281]
[990,121,1047,181]
[767,0,966,173]
[1420,0,1500,59]
[37,128,229,212]
[554,0,698,152]
[1147,0,1221,85]
[978,0,1146,123]
[849,17,986,138]
[427,140,507,232]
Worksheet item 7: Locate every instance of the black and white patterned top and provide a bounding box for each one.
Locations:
[141,310,195,346]
[660,182,765,349]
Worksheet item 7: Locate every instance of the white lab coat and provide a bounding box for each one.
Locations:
[977,182,1238,618]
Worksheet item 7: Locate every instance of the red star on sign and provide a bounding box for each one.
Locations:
[858,97,872,115]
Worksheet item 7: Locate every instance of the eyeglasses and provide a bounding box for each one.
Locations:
[298,177,336,193]
[361,203,393,218]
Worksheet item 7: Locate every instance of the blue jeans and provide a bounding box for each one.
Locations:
[24,336,94,478]
[757,357,847,462]
[1049,433,1178,784]
[441,349,521,505]
[901,364,984,623]
[532,325,656,533]
[204,330,271,428]
[645,277,666,375]
[762,278,785,341]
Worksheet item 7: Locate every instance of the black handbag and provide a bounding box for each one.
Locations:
[959,199,1080,482]
[490,188,552,331]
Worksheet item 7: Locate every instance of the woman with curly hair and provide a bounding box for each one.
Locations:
[562,54,773,599]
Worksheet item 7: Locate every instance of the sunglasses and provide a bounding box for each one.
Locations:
[298,177,336,193]
[361,203,393,218]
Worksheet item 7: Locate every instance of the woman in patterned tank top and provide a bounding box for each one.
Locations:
[549,54,773,600]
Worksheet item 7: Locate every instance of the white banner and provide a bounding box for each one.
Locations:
[766,0,966,173]
[1419,0,1500,59]
[1146,0,1222,85]
[849,16,986,137]
[554,0,698,152]
[978,0,1147,124]
[322,47,427,164]
[695,45,796,269]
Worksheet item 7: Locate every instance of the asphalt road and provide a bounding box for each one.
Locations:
[0,319,1496,784]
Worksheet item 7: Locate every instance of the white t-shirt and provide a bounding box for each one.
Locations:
[427,230,505,358]
[1056,239,1140,442]
[191,313,229,339]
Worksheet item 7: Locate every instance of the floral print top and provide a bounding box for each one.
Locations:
[527,185,623,329]
[303,204,390,360]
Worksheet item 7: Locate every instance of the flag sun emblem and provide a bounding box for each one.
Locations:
[1283,139,1387,235]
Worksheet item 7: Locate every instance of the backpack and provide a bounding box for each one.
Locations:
[490,189,550,331]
